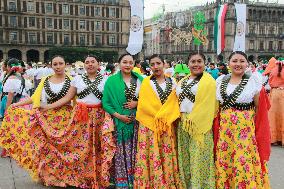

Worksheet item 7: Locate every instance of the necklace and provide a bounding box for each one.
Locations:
[77,72,103,100]
[44,76,71,104]
[125,75,138,101]
[151,76,173,104]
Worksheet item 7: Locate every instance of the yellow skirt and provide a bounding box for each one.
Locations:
[215,108,270,189]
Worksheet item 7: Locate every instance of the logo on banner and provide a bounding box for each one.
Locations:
[236,21,245,36]
[130,15,142,32]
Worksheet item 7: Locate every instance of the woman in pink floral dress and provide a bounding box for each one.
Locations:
[215,51,270,189]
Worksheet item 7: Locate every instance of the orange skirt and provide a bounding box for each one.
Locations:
[269,88,284,145]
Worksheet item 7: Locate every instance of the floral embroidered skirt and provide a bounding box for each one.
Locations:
[216,108,270,189]
[177,114,215,189]
[0,107,38,180]
[28,104,116,188]
[109,122,138,189]
[269,88,284,145]
[134,125,181,189]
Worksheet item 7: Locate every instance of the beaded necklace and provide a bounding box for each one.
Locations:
[124,75,138,101]
[178,74,203,104]
[151,76,173,104]
[220,73,253,110]
[77,73,103,100]
[44,76,71,104]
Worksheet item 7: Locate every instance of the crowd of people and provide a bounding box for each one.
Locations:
[0,51,282,189]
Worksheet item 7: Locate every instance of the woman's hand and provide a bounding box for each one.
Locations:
[123,100,138,109]
[40,105,50,112]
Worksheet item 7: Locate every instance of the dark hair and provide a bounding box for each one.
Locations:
[141,62,151,76]
[228,51,248,62]
[3,58,10,67]
[51,55,65,62]
[85,55,100,63]
[149,54,164,63]
[209,62,215,66]
[167,61,172,67]
[4,58,20,81]
[187,52,206,63]
[217,54,224,62]
[278,63,282,77]
[106,63,115,72]
[135,60,141,66]
[118,53,133,63]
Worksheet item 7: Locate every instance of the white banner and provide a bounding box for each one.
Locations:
[233,3,247,52]
[126,0,144,55]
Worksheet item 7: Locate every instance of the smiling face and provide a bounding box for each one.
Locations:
[149,57,164,77]
[188,54,205,76]
[52,57,66,75]
[120,55,134,74]
[228,53,248,76]
[84,57,99,75]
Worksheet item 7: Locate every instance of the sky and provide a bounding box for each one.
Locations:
[144,0,284,19]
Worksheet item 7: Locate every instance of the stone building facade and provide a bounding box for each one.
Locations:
[145,0,284,62]
[0,0,130,63]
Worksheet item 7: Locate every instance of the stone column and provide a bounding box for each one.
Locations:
[39,50,44,63]
[22,49,27,62]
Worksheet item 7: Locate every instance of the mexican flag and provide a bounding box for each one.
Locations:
[214,4,228,55]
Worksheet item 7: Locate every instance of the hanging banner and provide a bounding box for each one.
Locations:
[214,4,228,55]
[126,0,144,55]
[233,3,247,52]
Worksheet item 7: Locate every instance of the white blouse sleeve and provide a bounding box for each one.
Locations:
[216,75,226,101]
[71,75,81,87]
[3,79,21,93]
[250,73,262,95]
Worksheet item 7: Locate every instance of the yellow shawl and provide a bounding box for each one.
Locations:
[179,72,218,145]
[136,76,180,144]
[31,75,73,108]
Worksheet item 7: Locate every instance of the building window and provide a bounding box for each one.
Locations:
[249,40,254,50]
[279,27,283,35]
[95,21,101,30]
[45,3,53,13]
[79,6,85,15]
[62,4,69,14]
[80,35,86,45]
[109,35,116,45]
[95,7,101,16]
[28,32,37,44]
[8,0,17,11]
[259,41,264,50]
[63,19,70,29]
[46,33,53,44]
[27,1,35,12]
[95,35,102,45]
[249,25,255,34]
[110,8,116,17]
[269,41,273,50]
[29,17,36,27]
[269,27,275,35]
[63,34,70,45]
[46,18,53,28]
[80,20,86,30]
[109,22,116,31]
[279,41,283,50]
[10,31,17,42]
[260,27,265,35]
[10,16,17,27]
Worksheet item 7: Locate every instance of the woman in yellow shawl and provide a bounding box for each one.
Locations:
[134,54,181,189]
[0,55,72,180]
[176,52,217,188]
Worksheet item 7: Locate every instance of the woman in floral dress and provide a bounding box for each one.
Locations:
[176,52,217,189]
[134,54,181,189]
[42,56,115,188]
[215,51,270,188]
[102,54,143,188]
[0,56,72,179]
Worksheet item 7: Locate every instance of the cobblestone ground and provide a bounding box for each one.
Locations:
[0,146,283,189]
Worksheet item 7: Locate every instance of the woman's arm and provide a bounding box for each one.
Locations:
[6,92,14,109]
[42,86,76,110]
[12,97,33,107]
